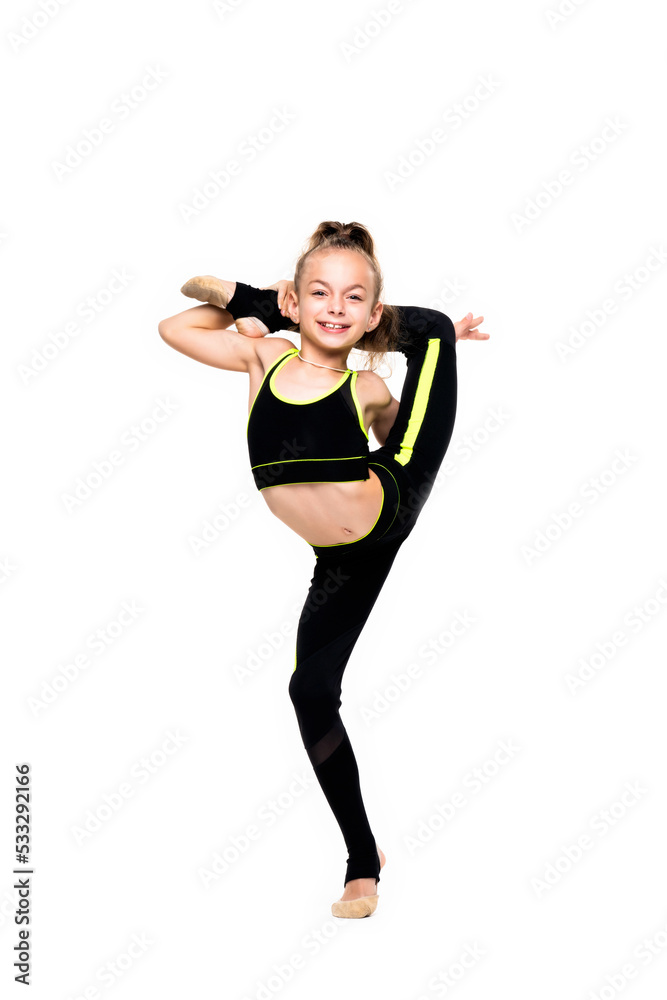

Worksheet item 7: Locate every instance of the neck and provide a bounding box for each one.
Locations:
[298,337,351,372]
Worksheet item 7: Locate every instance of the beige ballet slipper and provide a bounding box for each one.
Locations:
[331,893,379,919]
[331,845,385,918]
[180,274,231,310]
[180,276,270,336]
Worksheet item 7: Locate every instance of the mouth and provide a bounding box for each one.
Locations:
[317,321,351,332]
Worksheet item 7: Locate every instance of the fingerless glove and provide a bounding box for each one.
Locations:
[225,281,296,333]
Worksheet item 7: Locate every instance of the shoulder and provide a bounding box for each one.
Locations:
[353,367,392,410]
[253,336,298,373]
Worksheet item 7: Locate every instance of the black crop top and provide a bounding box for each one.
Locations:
[247,348,370,491]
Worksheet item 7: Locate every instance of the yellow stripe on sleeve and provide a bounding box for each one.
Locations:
[393,338,441,466]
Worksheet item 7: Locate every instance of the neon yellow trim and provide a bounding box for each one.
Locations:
[293,646,297,673]
[270,350,352,404]
[253,456,367,469]
[368,462,400,535]
[350,370,369,440]
[393,338,441,466]
[246,348,299,436]
[259,477,369,491]
[305,483,384,547]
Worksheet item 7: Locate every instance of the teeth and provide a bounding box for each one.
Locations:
[321,322,347,329]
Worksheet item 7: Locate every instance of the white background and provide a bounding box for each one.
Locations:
[2,0,667,997]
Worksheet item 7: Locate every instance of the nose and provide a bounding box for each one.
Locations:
[328,298,345,315]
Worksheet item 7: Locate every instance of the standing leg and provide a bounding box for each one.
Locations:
[289,536,403,886]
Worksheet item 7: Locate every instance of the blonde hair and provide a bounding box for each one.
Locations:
[285,220,408,375]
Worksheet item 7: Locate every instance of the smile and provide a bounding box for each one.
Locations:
[318,321,350,331]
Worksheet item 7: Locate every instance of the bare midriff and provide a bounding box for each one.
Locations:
[259,472,384,547]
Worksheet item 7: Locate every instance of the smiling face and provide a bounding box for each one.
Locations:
[287,249,383,352]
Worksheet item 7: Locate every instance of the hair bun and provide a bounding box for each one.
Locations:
[304,220,375,258]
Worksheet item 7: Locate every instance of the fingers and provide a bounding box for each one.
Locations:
[274,278,285,313]
[278,279,294,316]
[457,312,489,340]
[260,279,290,315]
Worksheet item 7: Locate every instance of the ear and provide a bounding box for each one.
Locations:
[367,300,383,331]
[285,288,299,323]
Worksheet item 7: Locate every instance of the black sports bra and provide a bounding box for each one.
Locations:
[247,348,370,491]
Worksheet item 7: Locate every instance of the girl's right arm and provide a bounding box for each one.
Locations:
[158,279,298,373]
[158,302,261,373]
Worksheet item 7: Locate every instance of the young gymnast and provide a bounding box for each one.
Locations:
[158,221,488,918]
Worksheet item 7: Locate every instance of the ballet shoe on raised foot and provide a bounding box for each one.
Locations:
[331,845,385,919]
[180,276,270,337]
[180,274,231,310]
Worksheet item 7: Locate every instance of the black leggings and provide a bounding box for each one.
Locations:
[225,282,458,886]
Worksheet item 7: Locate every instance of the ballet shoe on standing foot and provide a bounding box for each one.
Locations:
[331,893,379,919]
[331,846,385,919]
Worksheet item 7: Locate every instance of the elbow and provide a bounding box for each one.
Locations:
[399,306,456,354]
[418,308,456,348]
[158,319,176,341]
[369,417,389,448]
[370,395,399,447]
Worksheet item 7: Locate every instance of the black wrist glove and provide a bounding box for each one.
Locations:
[225,281,295,333]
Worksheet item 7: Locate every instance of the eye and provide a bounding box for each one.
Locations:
[313,290,325,296]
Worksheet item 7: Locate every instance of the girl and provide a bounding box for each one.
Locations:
[158,221,488,918]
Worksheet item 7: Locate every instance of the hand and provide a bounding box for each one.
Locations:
[261,279,295,318]
[454,313,489,341]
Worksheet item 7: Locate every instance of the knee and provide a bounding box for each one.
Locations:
[288,666,312,716]
[289,664,339,718]
[288,667,302,708]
